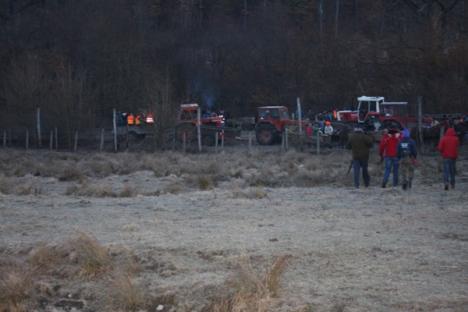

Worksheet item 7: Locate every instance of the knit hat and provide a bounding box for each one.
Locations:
[402,128,410,138]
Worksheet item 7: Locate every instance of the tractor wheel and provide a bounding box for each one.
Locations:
[256,124,276,145]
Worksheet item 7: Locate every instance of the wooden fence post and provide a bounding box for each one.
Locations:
[113,108,118,152]
[215,132,219,153]
[182,132,186,153]
[126,124,129,150]
[281,130,285,152]
[297,97,302,137]
[36,107,42,148]
[54,127,58,150]
[285,127,289,151]
[248,131,252,154]
[49,131,53,150]
[197,107,202,153]
[417,96,424,155]
[25,129,29,150]
[316,130,320,155]
[172,128,176,151]
[2,130,6,148]
[73,130,79,152]
[100,128,105,152]
[221,132,224,151]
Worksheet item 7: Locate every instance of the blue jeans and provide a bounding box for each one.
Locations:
[383,157,399,186]
[353,160,369,188]
[443,159,456,186]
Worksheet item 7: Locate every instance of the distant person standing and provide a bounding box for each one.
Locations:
[398,129,417,190]
[346,127,373,188]
[437,128,460,190]
[323,121,334,147]
[380,128,400,188]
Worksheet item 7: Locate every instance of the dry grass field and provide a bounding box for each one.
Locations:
[0,147,467,312]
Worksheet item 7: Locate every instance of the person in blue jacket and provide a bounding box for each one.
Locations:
[398,128,417,190]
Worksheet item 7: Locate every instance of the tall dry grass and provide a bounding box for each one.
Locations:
[207,255,291,312]
[0,268,33,312]
[1,146,459,197]
[70,232,112,277]
[107,273,147,311]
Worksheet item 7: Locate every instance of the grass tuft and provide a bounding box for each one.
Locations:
[119,185,136,197]
[206,255,291,312]
[70,232,112,277]
[0,269,32,312]
[198,175,214,190]
[108,273,146,311]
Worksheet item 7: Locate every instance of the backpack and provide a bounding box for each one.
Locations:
[399,141,411,158]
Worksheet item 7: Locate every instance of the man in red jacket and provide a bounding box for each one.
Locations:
[437,128,460,190]
[380,128,400,188]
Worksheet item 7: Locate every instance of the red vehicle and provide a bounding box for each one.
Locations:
[255,106,304,145]
[337,96,432,130]
[175,103,226,146]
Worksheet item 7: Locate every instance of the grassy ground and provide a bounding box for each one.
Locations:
[0,147,467,311]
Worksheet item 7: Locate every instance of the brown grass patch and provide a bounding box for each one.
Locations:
[108,273,146,311]
[198,175,215,190]
[232,188,268,199]
[0,268,33,312]
[70,232,112,277]
[0,175,12,194]
[206,255,291,312]
[28,244,63,271]
[119,185,136,197]
[65,183,116,197]
[59,167,84,182]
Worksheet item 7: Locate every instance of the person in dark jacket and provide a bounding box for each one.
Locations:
[380,128,400,188]
[346,127,373,188]
[437,128,460,190]
[398,128,417,190]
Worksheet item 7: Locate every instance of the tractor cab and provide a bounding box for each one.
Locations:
[257,106,290,122]
[356,96,408,123]
[178,103,199,122]
[357,96,385,122]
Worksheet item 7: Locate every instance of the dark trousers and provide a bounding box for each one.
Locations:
[443,159,456,186]
[353,159,370,188]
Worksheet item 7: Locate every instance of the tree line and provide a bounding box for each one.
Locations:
[0,0,467,144]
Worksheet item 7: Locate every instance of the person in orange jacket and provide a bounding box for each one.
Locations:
[437,128,460,190]
[127,113,135,125]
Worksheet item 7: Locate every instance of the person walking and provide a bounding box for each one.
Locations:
[346,127,373,188]
[398,129,417,190]
[380,128,400,188]
[437,128,460,190]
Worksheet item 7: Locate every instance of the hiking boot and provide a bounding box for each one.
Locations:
[402,183,407,190]
[444,184,449,191]
[451,183,455,189]
[381,182,386,188]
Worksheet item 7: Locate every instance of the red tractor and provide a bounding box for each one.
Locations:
[255,106,304,145]
[175,103,225,146]
[336,96,432,130]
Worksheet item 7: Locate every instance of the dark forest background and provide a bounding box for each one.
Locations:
[1,0,467,136]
